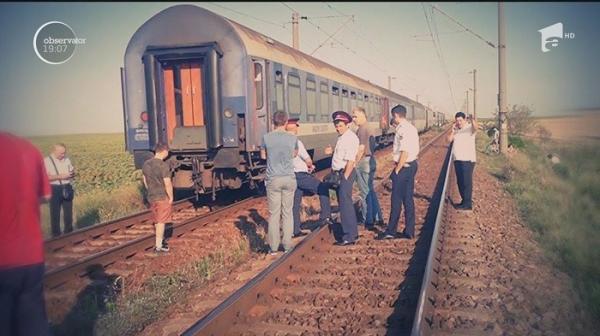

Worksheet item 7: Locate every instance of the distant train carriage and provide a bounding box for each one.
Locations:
[121,5,435,195]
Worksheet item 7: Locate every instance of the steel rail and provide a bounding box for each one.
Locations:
[182,128,451,335]
[44,196,260,289]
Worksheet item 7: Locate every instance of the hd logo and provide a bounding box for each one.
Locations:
[538,22,575,53]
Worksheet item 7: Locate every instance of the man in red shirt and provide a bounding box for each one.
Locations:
[0,132,52,336]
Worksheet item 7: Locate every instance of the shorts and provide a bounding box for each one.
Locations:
[150,199,172,223]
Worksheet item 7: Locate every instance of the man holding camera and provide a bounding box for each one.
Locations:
[44,143,75,237]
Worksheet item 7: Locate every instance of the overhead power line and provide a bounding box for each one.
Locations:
[280,2,390,77]
[422,3,457,111]
[207,2,287,29]
[430,4,496,48]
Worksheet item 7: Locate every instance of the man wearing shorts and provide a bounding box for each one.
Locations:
[142,143,173,253]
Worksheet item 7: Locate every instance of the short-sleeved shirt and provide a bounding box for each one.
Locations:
[261,130,298,179]
[142,158,171,203]
[293,139,310,173]
[332,129,360,171]
[453,123,477,162]
[0,132,51,268]
[44,155,74,185]
[357,124,375,157]
[393,119,420,163]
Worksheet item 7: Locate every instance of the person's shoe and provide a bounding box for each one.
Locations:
[154,246,169,253]
[333,240,356,246]
[319,217,334,226]
[375,233,396,240]
[456,204,473,211]
[375,220,385,227]
[365,224,377,232]
[269,250,280,256]
[293,231,309,238]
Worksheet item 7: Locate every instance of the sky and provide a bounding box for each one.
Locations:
[0,2,599,136]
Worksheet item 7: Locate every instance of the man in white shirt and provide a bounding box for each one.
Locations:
[377,104,420,240]
[44,143,75,237]
[285,118,332,237]
[447,112,478,211]
[330,111,359,246]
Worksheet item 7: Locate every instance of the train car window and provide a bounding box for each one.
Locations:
[288,73,301,117]
[350,91,356,100]
[275,71,284,112]
[342,89,349,112]
[342,89,348,97]
[320,82,329,121]
[332,86,340,113]
[253,63,264,110]
[306,79,317,120]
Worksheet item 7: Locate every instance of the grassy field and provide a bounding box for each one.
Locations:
[477,132,600,320]
[28,133,146,238]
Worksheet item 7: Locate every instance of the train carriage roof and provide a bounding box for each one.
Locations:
[126,4,429,111]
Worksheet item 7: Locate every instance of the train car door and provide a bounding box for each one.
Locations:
[380,97,390,131]
[251,59,268,151]
[162,61,206,146]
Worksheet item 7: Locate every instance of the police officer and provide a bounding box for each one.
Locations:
[330,111,359,246]
[285,118,332,237]
[377,104,420,240]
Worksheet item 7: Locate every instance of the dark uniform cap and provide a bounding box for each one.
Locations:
[391,104,407,115]
[287,117,300,125]
[331,111,352,124]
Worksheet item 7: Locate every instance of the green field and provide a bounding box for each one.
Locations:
[478,133,600,321]
[28,133,146,238]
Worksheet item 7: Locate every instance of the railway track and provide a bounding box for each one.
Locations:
[44,194,261,290]
[411,160,501,335]
[181,129,453,335]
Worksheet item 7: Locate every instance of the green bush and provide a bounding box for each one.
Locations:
[552,163,570,179]
[508,135,525,149]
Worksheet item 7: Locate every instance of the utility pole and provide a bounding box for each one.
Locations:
[292,12,300,50]
[498,2,508,154]
[472,69,477,120]
[387,76,396,91]
[465,90,469,115]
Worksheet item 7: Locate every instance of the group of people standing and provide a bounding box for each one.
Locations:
[261,103,423,253]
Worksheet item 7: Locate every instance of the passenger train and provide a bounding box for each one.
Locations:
[121,5,446,196]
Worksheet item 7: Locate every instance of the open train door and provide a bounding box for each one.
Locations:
[380,97,390,131]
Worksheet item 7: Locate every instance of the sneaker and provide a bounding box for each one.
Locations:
[154,246,169,253]
[456,204,473,211]
[375,233,396,240]
[319,217,334,226]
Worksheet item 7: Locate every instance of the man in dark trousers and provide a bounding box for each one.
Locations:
[447,112,478,211]
[285,118,332,237]
[142,143,173,253]
[330,111,360,246]
[0,132,52,336]
[44,143,75,237]
[377,104,420,240]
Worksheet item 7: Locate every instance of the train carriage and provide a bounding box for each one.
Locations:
[121,4,441,195]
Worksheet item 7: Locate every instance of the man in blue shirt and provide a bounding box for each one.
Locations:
[261,112,298,254]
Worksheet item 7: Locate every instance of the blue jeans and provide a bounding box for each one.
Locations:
[355,156,383,225]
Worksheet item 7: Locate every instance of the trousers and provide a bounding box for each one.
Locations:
[355,156,383,225]
[50,184,73,237]
[335,170,358,242]
[454,160,475,207]
[385,161,418,237]
[266,175,297,252]
[293,172,332,234]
